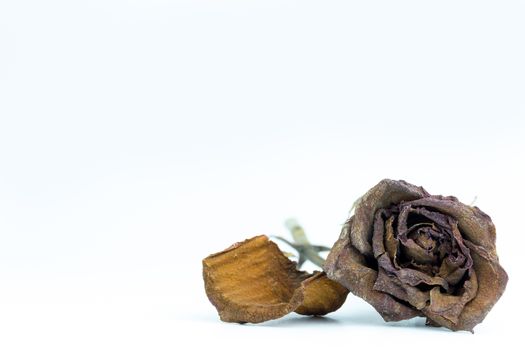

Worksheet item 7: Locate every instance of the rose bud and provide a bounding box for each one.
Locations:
[324,179,508,332]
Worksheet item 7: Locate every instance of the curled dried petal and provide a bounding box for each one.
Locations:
[296,272,349,316]
[203,235,348,323]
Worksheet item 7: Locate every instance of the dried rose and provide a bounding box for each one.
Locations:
[324,179,508,331]
[203,235,348,323]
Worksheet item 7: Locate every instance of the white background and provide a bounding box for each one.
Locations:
[1,1,524,349]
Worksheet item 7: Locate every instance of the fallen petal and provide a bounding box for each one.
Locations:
[203,235,348,323]
[295,272,349,316]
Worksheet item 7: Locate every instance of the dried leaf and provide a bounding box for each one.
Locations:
[203,235,348,323]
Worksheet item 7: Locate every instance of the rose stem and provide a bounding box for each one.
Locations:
[271,219,329,268]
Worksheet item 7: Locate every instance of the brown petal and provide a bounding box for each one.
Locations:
[438,257,468,286]
[405,196,497,253]
[202,235,348,323]
[378,254,450,292]
[374,267,430,310]
[423,271,478,326]
[351,179,429,257]
[384,216,399,263]
[399,238,437,265]
[450,241,508,331]
[295,272,349,316]
[325,220,420,321]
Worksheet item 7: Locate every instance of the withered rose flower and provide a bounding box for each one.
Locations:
[324,179,508,331]
[203,235,348,323]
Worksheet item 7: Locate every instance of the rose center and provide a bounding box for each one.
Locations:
[407,224,436,251]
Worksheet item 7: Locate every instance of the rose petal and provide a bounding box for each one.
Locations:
[423,269,478,327]
[371,212,431,309]
[438,256,468,286]
[295,273,349,316]
[351,179,429,257]
[374,268,430,310]
[399,238,436,265]
[448,241,508,331]
[325,219,420,322]
[372,209,387,258]
[398,206,452,233]
[376,250,451,292]
[404,196,497,253]
[203,235,348,323]
[384,216,399,264]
